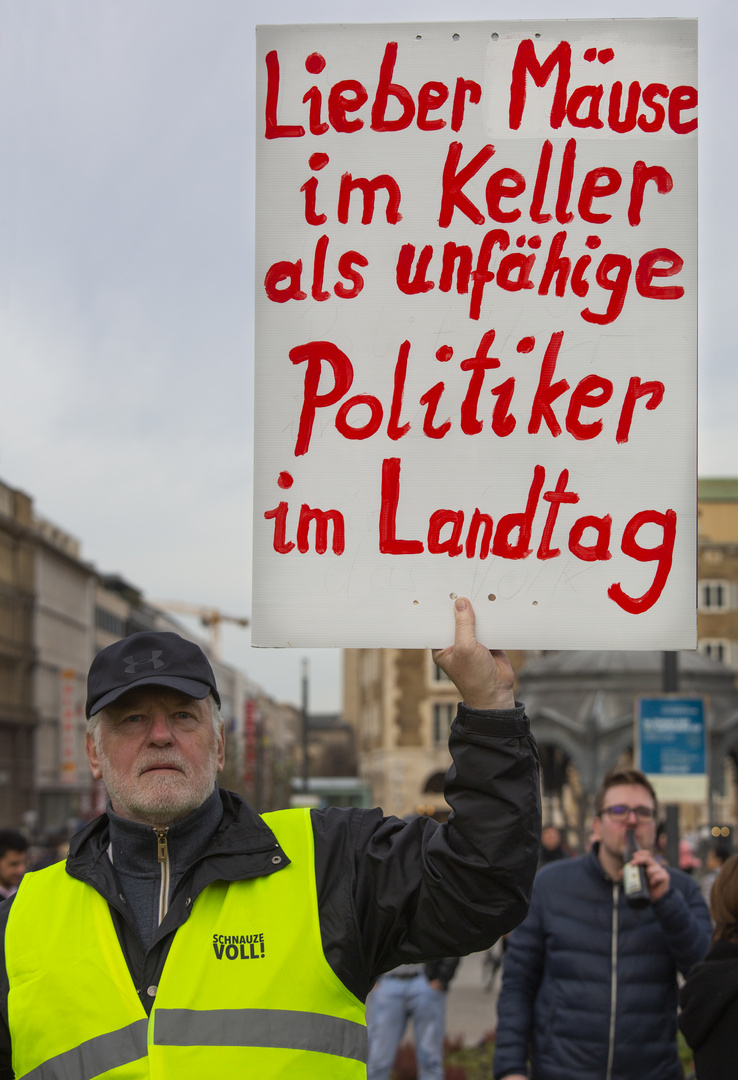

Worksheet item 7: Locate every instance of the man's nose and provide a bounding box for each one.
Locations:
[148,713,174,743]
[625,808,639,823]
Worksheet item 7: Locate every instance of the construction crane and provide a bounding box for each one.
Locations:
[152,601,249,660]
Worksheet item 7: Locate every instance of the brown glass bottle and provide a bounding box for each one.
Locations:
[623,827,650,909]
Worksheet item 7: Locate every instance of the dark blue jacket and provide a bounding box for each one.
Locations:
[494,847,711,1080]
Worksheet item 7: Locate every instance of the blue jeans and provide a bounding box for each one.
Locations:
[366,973,447,1080]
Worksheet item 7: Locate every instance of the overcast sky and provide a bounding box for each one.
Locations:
[0,0,730,712]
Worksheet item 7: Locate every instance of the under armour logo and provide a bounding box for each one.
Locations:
[124,651,164,674]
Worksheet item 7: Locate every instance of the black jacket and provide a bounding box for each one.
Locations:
[0,701,540,1078]
[679,939,738,1080]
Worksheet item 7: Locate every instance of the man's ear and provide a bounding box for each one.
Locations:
[86,730,103,781]
[592,814,602,842]
[217,727,225,774]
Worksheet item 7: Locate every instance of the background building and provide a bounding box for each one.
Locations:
[697,478,738,671]
[518,648,738,851]
[343,648,462,819]
[32,515,95,829]
[0,482,36,826]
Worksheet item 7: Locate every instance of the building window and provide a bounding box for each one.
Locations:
[95,607,125,637]
[702,548,724,566]
[699,639,735,668]
[699,580,733,611]
[432,702,456,744]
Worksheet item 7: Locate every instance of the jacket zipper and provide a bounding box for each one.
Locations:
[605,883,619,1080]
[155,828,170,925]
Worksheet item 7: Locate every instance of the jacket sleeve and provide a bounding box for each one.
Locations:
[424,956,460,990]
[312,702,540,1001]
[651,871,712,975]
[492,879,546,1079]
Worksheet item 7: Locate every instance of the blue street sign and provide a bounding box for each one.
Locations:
[638,697,706,777]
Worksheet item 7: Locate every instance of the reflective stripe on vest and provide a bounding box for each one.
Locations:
[20,1009,367,1080]
[153,1007,366,1060]
[21,1021,149,1080]
[7,807,367,1079]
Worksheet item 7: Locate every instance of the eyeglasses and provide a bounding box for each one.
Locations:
[601,805,656,822]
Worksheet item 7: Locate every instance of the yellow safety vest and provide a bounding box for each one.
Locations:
[6,807,366,1079]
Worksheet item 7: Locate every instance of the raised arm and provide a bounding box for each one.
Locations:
[311,598,541,1000]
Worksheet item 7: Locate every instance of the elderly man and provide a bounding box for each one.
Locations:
[0,597,540,1079]
[494,766,711,1080]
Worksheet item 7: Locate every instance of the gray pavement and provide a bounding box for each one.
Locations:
[445,948,501,1047]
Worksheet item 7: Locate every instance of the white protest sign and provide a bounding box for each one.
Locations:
[253,20,697,649]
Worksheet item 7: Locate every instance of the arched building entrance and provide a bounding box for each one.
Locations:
[517,649,738,851]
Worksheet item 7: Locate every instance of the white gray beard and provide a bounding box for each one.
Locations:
[97,747,219,827]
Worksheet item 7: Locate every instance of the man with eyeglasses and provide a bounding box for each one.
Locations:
[494,766,711,1080]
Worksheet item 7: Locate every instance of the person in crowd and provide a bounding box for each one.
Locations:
[0,597,540,1079]
[366,957,460,1080]
[493,766,711,1080]
[655,821,669,865]
[538,824,566,868]
[27,831,71,872]
[679,837,702,875]
[679,853,738,1080]
[700,840,732,907]
[0,831,28,901]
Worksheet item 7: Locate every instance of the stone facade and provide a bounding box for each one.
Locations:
[697,478,738,671]
[33,517,96,829]
[0,483,36,826]
[344,647,462,818]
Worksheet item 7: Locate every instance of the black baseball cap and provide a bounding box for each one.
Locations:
[86,631,221,718]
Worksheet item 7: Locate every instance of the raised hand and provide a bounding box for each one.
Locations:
[432,598,516,711]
